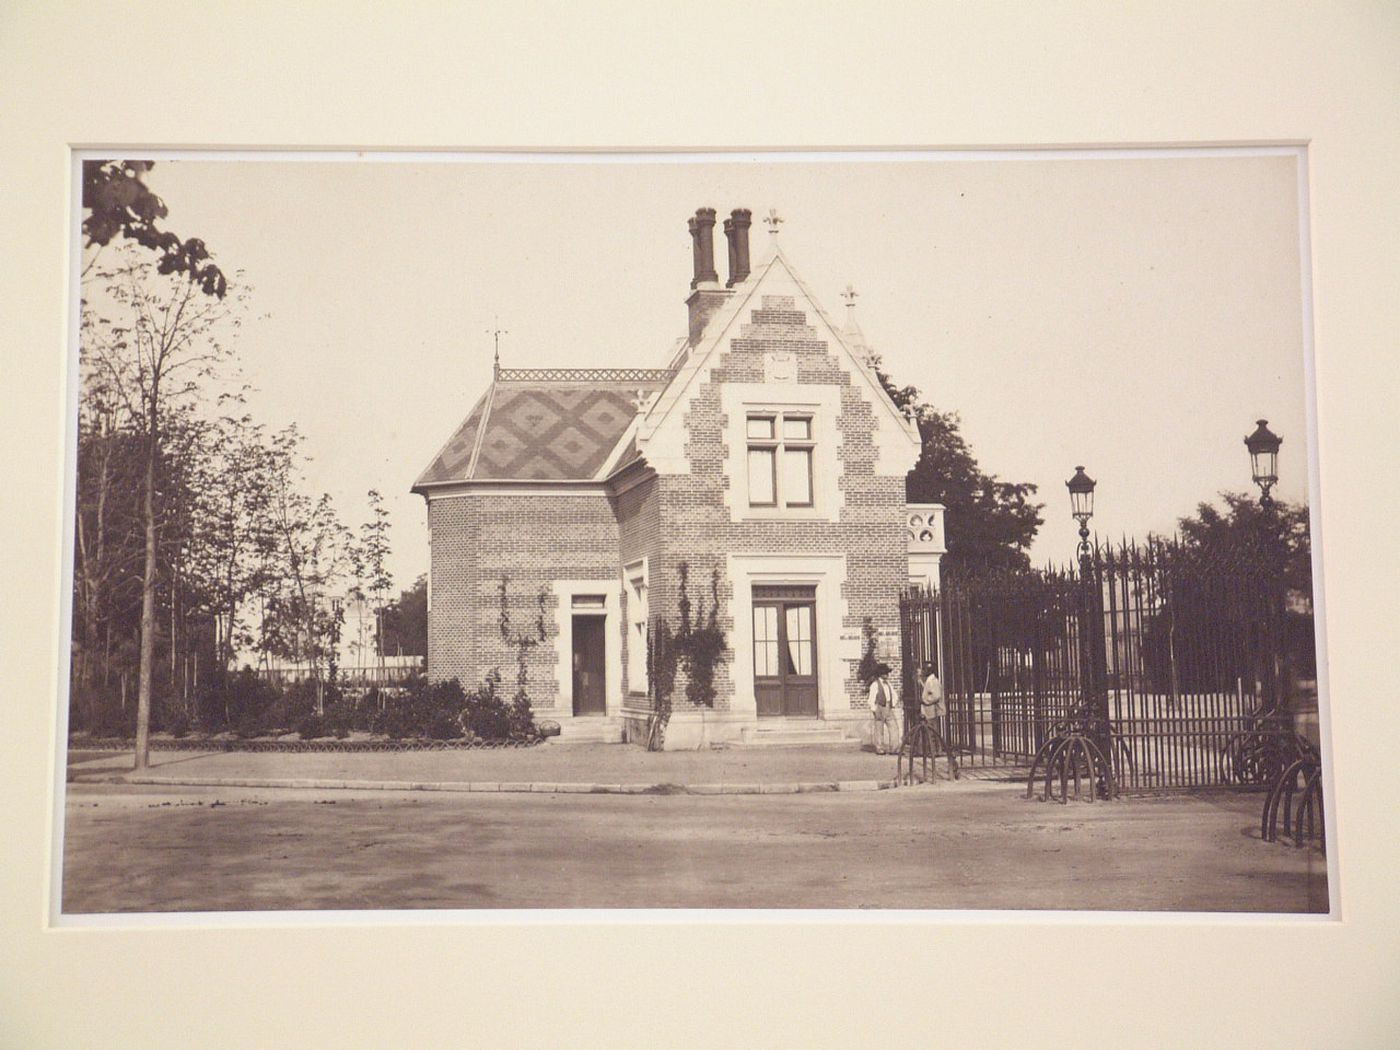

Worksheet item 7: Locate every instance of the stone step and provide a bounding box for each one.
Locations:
[735,725,850,748]
[551,719,625,744]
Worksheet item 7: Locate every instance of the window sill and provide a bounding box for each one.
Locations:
[737,505,836,523]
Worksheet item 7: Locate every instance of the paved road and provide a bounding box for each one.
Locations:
[60,782,1328,914]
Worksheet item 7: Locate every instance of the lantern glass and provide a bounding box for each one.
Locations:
[1066,466,1096,521]
[1070,487,1092,520]
[1250,447,1278,487]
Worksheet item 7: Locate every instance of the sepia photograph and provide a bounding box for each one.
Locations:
[57,148,1332,916]
[10,5,1400,1048]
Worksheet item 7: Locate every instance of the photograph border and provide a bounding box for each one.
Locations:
[4,5,1396,1047]
[51,142,1338,928]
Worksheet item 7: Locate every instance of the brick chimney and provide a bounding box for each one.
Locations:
[688,207,719,287]
[724,208,752,286]
[686,206,731,345]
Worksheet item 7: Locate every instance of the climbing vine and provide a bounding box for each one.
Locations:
[643,562,727,751]
[857,616,883,687]
[498,575,547,737]
[678,562,725,709]
[645,617,678,751]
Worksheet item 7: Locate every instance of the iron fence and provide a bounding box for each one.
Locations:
[901,537,1308,791]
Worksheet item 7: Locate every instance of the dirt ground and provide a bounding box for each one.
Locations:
[60,781,1329,914]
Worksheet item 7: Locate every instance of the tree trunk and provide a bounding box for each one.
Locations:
[135,437,158,770]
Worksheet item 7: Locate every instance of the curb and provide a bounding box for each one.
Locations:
[69,774,899,796]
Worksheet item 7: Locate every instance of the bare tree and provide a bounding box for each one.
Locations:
[256,427,354,710]
[354,489,394,681]
[186,407,278,679]
[81,244,246,768]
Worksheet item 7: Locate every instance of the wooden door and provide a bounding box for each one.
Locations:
[753,586,818,717]
[572,615,606,716]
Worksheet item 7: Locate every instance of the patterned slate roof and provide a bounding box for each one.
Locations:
[414,392,488,488]
[414,370,671,487]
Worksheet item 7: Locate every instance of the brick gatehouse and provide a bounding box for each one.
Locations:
[413,207,944,748]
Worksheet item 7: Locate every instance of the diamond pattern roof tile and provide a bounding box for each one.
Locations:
[414,370,670,488]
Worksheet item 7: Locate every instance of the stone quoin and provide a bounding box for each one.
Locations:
[412,207,945,748]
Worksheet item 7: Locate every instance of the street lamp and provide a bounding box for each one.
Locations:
[1244,419,1282,507]
[1024,465,1117,801]
[1066,465,1097,561]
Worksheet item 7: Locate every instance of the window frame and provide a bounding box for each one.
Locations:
[746,411,816,510]
[623,559,649,696]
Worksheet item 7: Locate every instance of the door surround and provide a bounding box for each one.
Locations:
[727,553,853,722]
[550,579,621,722]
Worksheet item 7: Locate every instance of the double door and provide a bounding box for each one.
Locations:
[753,585,818,717]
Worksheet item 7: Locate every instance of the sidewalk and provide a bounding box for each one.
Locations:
[68,742,1006,795]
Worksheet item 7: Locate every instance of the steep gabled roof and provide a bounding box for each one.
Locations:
[413,368,673,490]
[415,237,918,493]
[636,243,921,456]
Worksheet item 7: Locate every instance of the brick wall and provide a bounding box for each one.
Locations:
[428,492,620,712]
[646,294,909,712]
[427,294,910,720]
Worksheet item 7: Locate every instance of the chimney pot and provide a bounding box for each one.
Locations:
[726,208,752,286]
[686,206,733,345]
[689,207,719,288]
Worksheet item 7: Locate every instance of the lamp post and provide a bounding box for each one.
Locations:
[1245,419,1287,722]
[1069,466,1113,794]
[1244,419,1282,508]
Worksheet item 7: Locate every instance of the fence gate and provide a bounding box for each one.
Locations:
[900,538,1307,790]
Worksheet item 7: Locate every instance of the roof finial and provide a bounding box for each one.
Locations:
[764,207,784,236]
[488,317,508,377]
[840,283,871,365]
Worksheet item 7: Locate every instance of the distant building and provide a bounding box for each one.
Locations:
[413,207,943,747]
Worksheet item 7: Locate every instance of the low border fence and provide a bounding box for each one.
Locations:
[69,736,542,754]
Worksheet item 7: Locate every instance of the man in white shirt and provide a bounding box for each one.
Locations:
[920,663,958,779]
[868,662,900,755]
[920,664,944,731]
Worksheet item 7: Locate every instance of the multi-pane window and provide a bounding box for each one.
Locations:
[746,413,814,508]
[785,604,813,676]
[753,604,780,676]
[625,562,647,694]
[752,599,815,678]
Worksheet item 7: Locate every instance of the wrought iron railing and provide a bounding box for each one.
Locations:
[899,535,1311,794]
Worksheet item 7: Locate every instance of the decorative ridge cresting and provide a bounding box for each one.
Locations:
[495,366,677,384]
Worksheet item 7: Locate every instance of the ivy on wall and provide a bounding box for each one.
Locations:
[498,575,548,738]
[644,561,727,751]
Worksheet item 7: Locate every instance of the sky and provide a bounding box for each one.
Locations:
[108,150,1310,594]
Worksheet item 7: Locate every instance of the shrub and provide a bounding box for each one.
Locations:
[167,709,191,739]
[89,697,136,739]
[369,673,532,741]
[296,713,326,740]
[323,697,355,739]
[462,670,512,740]
[378,676,466,740]
[421,678,468,740]
[200,668,281,733]
[235,709,271,739]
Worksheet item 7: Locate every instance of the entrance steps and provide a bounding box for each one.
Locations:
[735,722,851,748]
[552,718,624,744]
